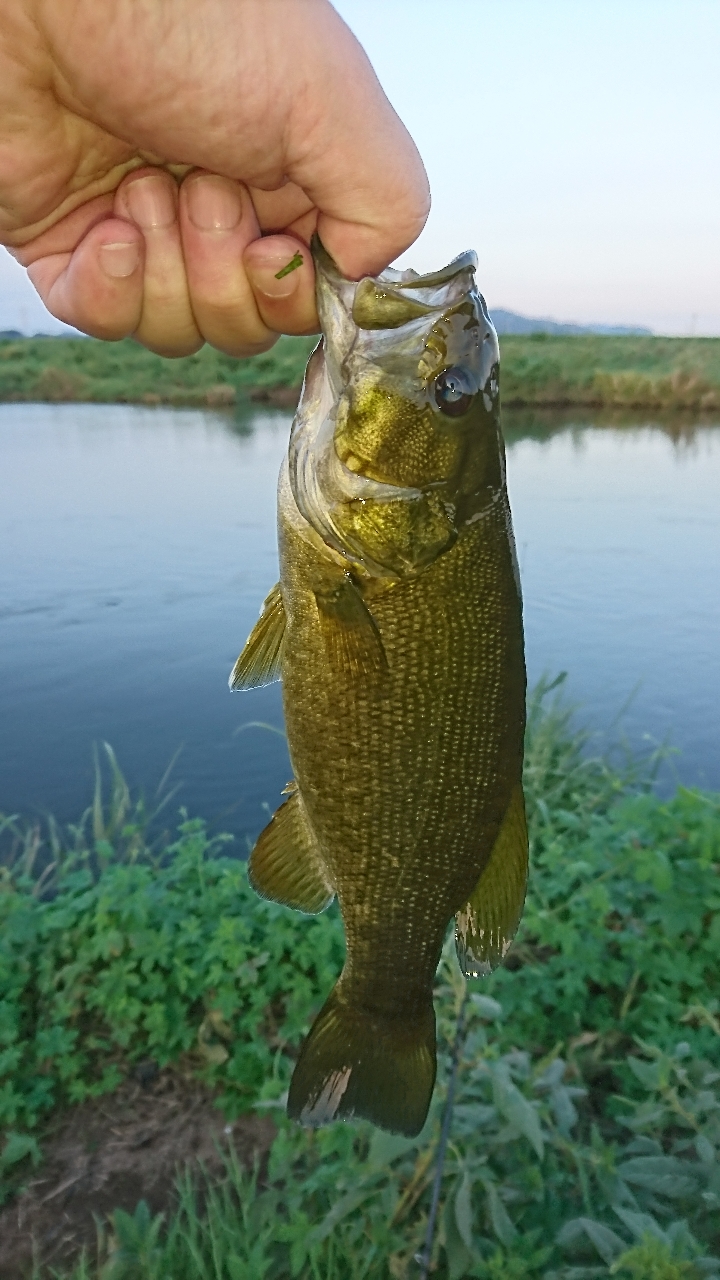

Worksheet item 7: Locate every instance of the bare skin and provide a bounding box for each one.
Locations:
[0,0,429,356]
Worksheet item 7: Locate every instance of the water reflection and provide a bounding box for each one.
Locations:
[0,403,718,845]
[503,404,720,446]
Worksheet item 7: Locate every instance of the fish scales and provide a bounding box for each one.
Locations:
[281,488,522,986]
[231,239,527,1136]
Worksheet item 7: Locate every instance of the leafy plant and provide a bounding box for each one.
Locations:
[49,964,720,1277]
[0,815,344,1135]
[489,678,720,1065]
[2,685,720,1274]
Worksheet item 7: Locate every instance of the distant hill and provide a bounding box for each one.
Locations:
[2,317,653,341]
[0,326,85,339]
[490,308,652,337]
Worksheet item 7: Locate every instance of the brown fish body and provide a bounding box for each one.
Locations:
[231,244,527,1135]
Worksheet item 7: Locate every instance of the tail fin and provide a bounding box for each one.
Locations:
[287,985,436,1137]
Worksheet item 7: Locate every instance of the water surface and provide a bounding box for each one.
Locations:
[507,416,720,791]
[1,404,718,845]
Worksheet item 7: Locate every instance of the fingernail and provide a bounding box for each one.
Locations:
[246,258,301,299]
[99,241,140,279]
[186,176,242,231]
[125,175,176,229]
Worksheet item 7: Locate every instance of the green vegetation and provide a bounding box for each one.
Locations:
[275,252,305,280]
[0,334,317,408]
[1,333,720,411]
[500,335,720,412]
[1,683,720,1276]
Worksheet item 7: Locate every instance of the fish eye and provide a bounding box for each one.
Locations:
[433,366,475,418]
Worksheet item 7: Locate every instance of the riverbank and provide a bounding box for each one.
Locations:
[1,332,720,411]
[2,684,719,1277]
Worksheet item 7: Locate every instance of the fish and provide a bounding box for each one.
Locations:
[230,239,527,1138]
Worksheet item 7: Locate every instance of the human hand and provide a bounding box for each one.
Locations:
[1,0,429,356]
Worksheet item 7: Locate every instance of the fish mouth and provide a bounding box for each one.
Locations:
[350,249,479,331]
[288,240,497,578]
[312,235,478,334]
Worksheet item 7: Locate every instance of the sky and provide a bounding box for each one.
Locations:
[1,0,718,335]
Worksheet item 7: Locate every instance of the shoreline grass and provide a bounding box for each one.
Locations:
[1,333,720,412]
[2,682,720,1276]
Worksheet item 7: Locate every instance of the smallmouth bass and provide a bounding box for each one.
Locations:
[231,241,527,1137]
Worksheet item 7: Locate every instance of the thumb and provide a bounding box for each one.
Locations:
[282,6,430,279]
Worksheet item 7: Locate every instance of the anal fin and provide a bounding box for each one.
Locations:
[230,582,286,691]
[456,783,528,978]
[315,574,388,678]
[249,783,334,914]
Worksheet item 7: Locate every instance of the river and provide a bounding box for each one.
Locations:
[1,403,718,845]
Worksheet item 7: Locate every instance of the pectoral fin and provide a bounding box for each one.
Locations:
[314,574,388,677]
[229,582,286,690]
[249,782,334,915]
[456,784,528,978]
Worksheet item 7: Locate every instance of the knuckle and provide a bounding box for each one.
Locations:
[195,300,272,346]
[201,326,278,358]
[137,336,205,358]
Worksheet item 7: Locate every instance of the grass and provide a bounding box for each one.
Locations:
[500,334,720,411]
[1,680,720,1277]
[0,335,316,408]
[1,333,720,411]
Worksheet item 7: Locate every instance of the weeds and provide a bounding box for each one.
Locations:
[498,335,720,410]
[48,975,720,1277]
[0,335,316,407]
[1,684,719,1274]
